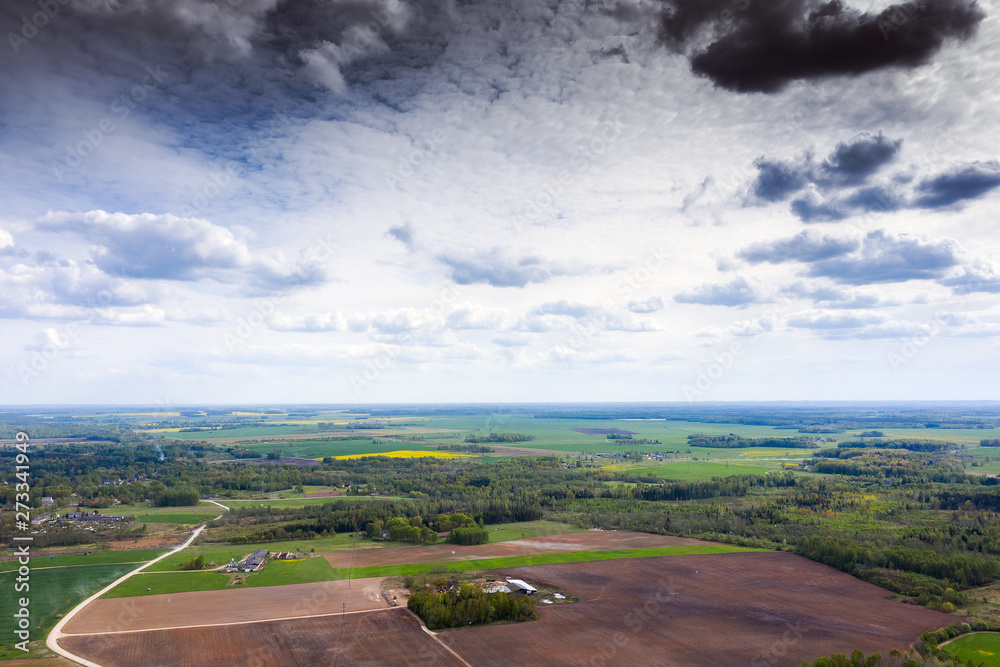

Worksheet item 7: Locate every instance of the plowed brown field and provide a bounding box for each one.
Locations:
[59,608,464,667]
[64,578,387,634]
[57,551,954,667]
[440,552,954,666]
[326,531,706,568]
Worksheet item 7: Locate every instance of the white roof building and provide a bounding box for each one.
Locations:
[505,578,537,594]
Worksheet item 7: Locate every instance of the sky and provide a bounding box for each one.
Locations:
[1,0,999,404]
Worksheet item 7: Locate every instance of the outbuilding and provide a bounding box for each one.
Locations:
[504,578,537,595]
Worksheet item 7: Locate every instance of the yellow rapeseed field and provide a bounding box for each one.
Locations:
[326,450,473,460]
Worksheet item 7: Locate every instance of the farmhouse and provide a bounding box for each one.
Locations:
[241,549,268,572]
[85,514,135,523]
[505,578,537,595]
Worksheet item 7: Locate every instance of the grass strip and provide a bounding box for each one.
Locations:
[332,544,766,580]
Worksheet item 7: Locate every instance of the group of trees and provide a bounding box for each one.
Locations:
[407,583,535,629]
[464,433,535,443]
[606,435,662,444]
[437,443,495,453]
[383,517,439,544]
[796,535,1000,593]
[686,434,816,448]
[181,555,206,570]
[443,514,489,545]
[837,439,952,453]
[154,486,200,506]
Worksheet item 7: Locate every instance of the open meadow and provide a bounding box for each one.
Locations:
[0,565,138,658]
[940,632,1000,666]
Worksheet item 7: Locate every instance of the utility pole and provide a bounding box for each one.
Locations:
[348,530,356,589]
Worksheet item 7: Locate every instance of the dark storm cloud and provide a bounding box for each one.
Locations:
[748,132,998,221]
[673,276,765,307]
[790,185,903,222]
[818,133,902,186]
[912,161,1000,208]
[751,160,809,202]
[750,132,900,202]
[739,230,859,264]
[657,0,985,93]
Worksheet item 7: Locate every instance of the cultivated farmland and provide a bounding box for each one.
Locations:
[439,552,955,666]
[58,608,465,666]
[65,578,388,634]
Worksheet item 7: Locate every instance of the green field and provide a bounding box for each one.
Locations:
[246,556,335,587]
[0,549,166,572]
[105,555,336,598]
[146,533,380,573]
[333,544,766,580]
[84,503,223,525]
[103,571,231,597]
[940,632,1000,666]
[0,564,136,657]
[485,520,586,542]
